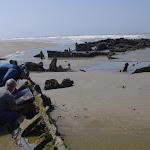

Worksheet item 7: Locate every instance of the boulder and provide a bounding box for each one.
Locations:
[60,78,74,88]
[44,79,60,90]
[44,78,74,90]
[49,57,57,72]
[24,62,45,71]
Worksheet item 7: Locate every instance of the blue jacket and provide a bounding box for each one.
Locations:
[0,64,24,86]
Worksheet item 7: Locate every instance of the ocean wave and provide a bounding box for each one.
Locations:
[1,33,150,42]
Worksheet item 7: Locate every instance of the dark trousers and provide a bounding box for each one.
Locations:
[0,111,19,122]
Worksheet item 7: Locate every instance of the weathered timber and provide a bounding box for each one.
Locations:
[47,50,109,58]
[13,78,69,150]
[75,38,150,52]
[132,65,150,74]
[123,62,129,72]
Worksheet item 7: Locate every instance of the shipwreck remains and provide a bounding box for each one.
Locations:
[47,50,109,58]
[46,38,150,58]
[123,62,129,72]
[132,65,150,74]
[15,58,71,72]
[12,78,69,150]
[75,38,150,52]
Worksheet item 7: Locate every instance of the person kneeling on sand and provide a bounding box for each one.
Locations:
[0,79,27,129]
[0,63,29,87]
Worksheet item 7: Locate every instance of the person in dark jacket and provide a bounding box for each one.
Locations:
[0,63,29,87]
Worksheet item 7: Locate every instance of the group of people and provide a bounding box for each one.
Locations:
[0,63,29,128]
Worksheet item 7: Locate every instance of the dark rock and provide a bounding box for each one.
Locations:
[132,65,150,74]
[44,79,60,90]
[107,55,118,59]
[44,78,74,90]
[75,38,150,53]
[24,62,45,71]
[60,78,74,88]
[79,69,86,72]
[97,43,108,51]
[34,51,45,59]
[123,62,129,72]
[10,60,18,65]
[75,43,92,51]
[49,57,57,72]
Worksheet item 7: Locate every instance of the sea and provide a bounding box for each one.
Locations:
[1,33,150,73]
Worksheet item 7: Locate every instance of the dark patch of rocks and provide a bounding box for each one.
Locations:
[75,38,150,52]
[44,78,74,90]
[24,62,45,71]
[132,65,150,74]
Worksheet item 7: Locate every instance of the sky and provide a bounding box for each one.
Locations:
[0,0,150,38]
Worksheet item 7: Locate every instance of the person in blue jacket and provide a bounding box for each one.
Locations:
[0,63,29,87]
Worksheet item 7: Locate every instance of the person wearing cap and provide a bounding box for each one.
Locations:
[0,79,26,123]
[0,63,29,87]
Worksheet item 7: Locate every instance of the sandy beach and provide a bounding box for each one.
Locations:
[0,41,150,149]
[30,71,150,150]
[0,40,57,57]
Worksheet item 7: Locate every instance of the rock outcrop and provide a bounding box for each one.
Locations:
[24,62,45,71]
[49,57,57,71]
[44,78,74,90]
[75,38,150,52]
[132,65,150,74]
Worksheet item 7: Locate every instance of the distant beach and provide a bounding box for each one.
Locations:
[0,40,57,57]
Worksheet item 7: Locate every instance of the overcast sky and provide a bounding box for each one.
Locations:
[0,0,150,38]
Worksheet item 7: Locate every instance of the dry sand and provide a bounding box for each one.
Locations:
[30,71,150,150]
[0,41,150,149]
[0,40,57,57]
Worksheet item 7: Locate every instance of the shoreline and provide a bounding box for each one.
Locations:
[0,40,57,57]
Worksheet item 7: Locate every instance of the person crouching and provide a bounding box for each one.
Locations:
[0,79,26,125]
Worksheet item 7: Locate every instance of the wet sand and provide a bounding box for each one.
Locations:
[0,126,21,150]
[0,42,150,149]
[0,40,57,57]
[30,71,150,150]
